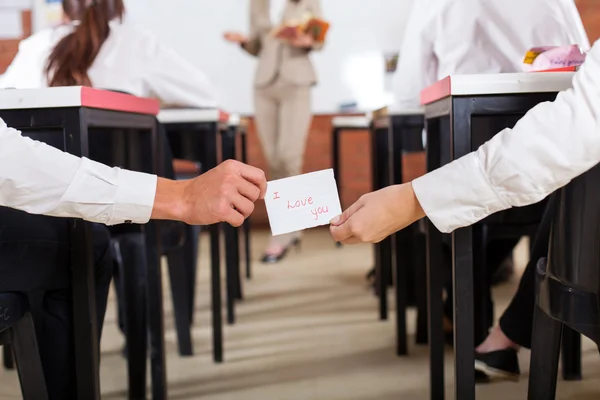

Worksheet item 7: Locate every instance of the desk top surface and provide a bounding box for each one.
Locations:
[0,87,160,115]
[157,108,232,124]
[421,71,575,105]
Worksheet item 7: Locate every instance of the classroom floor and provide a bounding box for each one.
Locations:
[1,228,600,399]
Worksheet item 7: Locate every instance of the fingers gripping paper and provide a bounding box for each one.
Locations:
[264,169,342,236]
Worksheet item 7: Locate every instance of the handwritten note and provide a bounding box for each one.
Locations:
[264,169,342,236]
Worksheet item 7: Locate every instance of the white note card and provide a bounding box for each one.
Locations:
[264,169,342,236]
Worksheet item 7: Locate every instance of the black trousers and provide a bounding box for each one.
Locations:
[0,210,113,399]
[498,196,555,349]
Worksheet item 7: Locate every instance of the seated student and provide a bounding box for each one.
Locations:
[332,40,600,386]
[390,0,589,346]
[0,0,218,397]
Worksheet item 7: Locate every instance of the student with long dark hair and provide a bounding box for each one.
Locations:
[2,0,217,106]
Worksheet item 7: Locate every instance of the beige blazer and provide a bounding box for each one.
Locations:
[243,0,323,88]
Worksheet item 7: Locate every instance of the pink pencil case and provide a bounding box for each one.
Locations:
[522,45,587,72]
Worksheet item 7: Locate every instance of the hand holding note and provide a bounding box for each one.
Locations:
[330,184,425,244]
[264,169,342,236]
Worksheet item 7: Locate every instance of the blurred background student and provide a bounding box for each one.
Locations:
[224,0,324,263]
[0,0,219,396]
[390,0,589,380]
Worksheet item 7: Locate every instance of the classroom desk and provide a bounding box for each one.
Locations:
[421,72,575,400]
[373,108,427,355]
[0,87,162,400]
[157,108,249,363]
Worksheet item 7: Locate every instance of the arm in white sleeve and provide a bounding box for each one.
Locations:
[145,35,219,109]
[0,119,157,225]
[412,39,600,233]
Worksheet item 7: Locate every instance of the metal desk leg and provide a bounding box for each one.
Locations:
[203,123,223,362]
[332,127,342,248]
[145,222,167,400]
[395,229,409,355]
[209,223,223,362]
[372,125,390,320]
[425,118,444,400]
[240,132,252,280]
[451,99,475,400]
[221,127,240,324]
[66,116,100,400]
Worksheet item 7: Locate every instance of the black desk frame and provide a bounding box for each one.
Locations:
[164,120,249,363]
[424,93,581,400]
[0,107,163,399]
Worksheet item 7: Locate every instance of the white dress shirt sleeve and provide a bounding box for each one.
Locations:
[412,39,600,234]
[0,119,157,225]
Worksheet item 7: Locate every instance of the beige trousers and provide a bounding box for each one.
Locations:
[255,78,312,245]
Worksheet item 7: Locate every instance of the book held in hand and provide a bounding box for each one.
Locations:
[272,13,330,43]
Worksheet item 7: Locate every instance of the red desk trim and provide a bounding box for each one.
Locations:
[80,87,160,116]
[420,76,451,106]
[534,66,579,73]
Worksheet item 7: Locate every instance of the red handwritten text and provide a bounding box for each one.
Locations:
[287,197,313,209]
[273,192,281,200]
[310,206,329,220]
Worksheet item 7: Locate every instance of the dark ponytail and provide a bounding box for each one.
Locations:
[46,0,125,87]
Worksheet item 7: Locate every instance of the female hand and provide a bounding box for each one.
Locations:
[224,31,249,45]
[289,32,315,48]
[329,183,426,244]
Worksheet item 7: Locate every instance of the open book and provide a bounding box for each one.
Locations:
[273,13,330,43]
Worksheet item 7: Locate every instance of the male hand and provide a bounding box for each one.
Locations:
[224,31,249,45]
[153,160,266,227]
[329,183,425,244]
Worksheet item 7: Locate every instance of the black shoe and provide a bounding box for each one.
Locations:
[260,238,301,264]
[474,349,520,382]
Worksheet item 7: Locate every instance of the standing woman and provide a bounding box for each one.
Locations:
[224,0,324,263]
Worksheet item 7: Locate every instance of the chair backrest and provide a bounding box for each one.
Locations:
[548,162,600,294]
[0,292,28,331]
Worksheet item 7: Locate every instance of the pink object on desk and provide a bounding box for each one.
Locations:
[523,45,587,72]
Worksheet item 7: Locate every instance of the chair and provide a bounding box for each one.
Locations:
[527,163,600,399]
[0,292,48,399]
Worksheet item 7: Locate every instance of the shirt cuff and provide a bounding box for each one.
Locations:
[110,169,157,225]
[411,153,511,233]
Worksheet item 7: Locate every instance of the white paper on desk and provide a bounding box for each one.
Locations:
[264,169,342,236]
[0,11,23,39]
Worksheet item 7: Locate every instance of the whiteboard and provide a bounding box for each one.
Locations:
[124,0,414,114]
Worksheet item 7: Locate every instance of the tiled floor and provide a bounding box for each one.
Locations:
[1,229,599,399]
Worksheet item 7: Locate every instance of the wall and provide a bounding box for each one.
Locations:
[123,0,414,114]
[0,10,32,74]
[576,0,600,42]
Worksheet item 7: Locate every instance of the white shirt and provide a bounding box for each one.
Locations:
[392,0,590,110]
[0,118,156,225]
[0,20,219,108]
[412,38,600,234]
